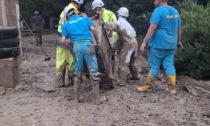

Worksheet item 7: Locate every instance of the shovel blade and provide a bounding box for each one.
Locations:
[44,57,51,61]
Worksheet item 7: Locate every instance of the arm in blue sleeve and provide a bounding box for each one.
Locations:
[61,24,69,38]
[86,18,95,29]
[150,9,160,25]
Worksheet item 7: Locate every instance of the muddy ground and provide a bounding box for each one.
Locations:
[0,34,210,126]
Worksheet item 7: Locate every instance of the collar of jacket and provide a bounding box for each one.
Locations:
[68,3,79,15]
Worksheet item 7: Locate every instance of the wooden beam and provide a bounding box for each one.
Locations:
[0,0,3,25]
[1,0,7,26]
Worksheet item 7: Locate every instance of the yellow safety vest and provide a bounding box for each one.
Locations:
[57,3,79,33]
[102,9,117,36]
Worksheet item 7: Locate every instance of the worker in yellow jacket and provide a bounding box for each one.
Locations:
[91,0,119,83]
[91,0,118,47]
[55,0,83,87]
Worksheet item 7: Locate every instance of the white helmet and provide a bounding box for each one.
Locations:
[91,0,104,10]
[34,11,39,15]
[117,7,129,18]
[72,0,84,4]
[63,6,75,18]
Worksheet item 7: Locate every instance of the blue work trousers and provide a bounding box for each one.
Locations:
[73,42,98,76]
[148,47,176,78]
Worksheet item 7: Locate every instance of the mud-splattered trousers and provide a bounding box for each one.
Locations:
[116,38,139,84]
[104,17,140,85]
[55,34,74,87]
[55,3,79,87]
[73,41,99,76]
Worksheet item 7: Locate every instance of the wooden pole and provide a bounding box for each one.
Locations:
[1,0,7,26]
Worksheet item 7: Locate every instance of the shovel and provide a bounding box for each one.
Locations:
[40,45,51,61]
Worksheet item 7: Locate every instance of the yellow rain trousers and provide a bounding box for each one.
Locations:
[56,46,74,87]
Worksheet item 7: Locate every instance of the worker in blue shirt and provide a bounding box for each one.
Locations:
[136,0,182,95]
[61,6,104,104]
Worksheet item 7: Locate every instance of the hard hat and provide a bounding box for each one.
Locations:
[72,0,84,4]
[117,7,129,18]
[63,6,75,18]
[91,0,104,10]
[34,11,39,15]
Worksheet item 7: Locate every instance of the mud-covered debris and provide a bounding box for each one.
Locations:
[34,84,56,92]
[0,87,5,95]
[202,113,210,118]
[182,85,198,96]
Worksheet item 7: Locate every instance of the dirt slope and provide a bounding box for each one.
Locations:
[0,34,210,126]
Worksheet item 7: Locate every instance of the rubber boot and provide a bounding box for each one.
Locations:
[136,74,156,92]
[168,75,176,95]
[55,67,65,87]
[92,80,100,104]
[74,77,81,103]
[129,64,140,80]
[91,80,107,105]
[116,66,126,87]
[67,74,73,87]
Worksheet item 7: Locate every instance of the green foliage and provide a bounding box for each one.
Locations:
[104,0,154,35]
[83,0,154,36]
[175,0,210,80]
[19,0,154,33]
[19,0,69,28]
[197,0,210,6]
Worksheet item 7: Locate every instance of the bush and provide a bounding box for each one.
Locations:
[175,0,210,80]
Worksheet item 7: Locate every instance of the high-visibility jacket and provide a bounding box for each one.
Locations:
[102,9,117,36]
[57,3,79,33]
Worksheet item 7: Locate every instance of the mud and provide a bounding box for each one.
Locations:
[0,34,210,126]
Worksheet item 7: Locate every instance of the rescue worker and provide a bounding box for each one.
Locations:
[91,0,118,81]
[55,0,83,87]
[136,0,182,94]
[30,11,44,46]
[91,0,117,47]
[61,6,105,104]
[100,7,140,86]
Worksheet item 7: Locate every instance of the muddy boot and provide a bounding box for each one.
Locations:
[74,77,82,103]
[55,67,65,87]
[128,74,140,80]
[129,64,140,80]
[136,74,156,92]
[116,79,126,87]
[168,75,176,95]
[91,80,106,105]
[90,73,106,105]
[67,74,73,87]
[116,66,127,87]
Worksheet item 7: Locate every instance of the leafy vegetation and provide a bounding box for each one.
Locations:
[175,0,210,79]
